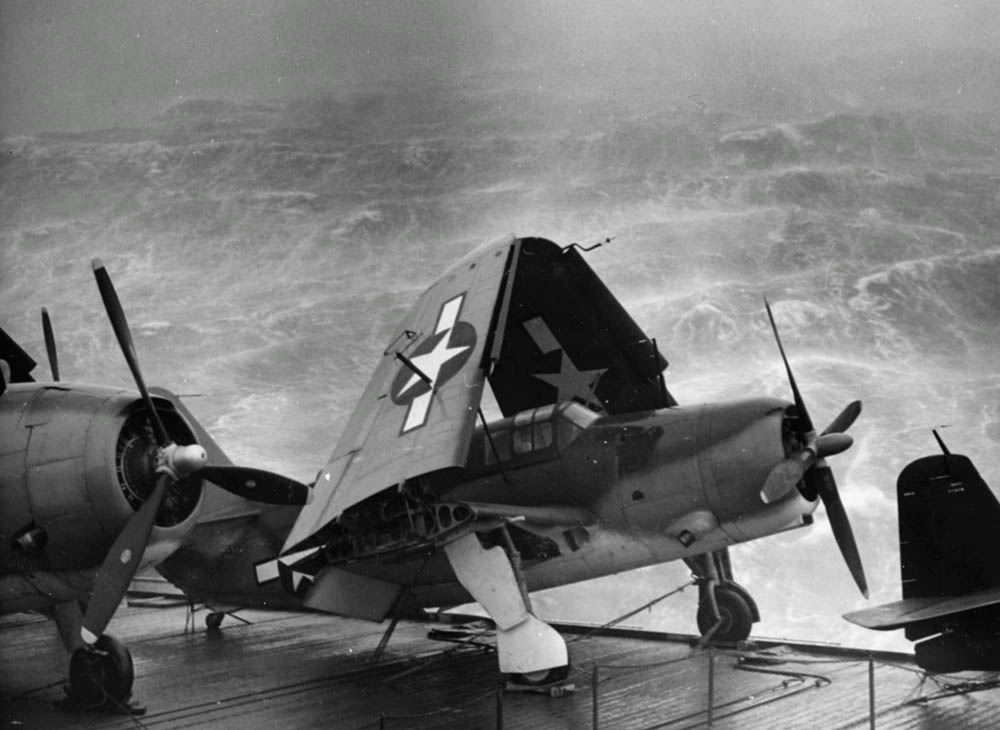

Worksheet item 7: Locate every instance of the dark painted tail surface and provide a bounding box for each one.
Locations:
[0,326,37,392]
[898,449,1000,671]
[843,443,1000,671]
[899,452,1000,602]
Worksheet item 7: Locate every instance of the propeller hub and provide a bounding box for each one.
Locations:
[163,443,209,478]
[765,299,868,597]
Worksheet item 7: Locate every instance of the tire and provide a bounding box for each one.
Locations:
[696,586,754,643]
[510,663,571,685]
[206,612,224,630]
[68,634,134,708]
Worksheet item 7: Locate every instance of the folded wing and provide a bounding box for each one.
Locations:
[283,235,519,552]
[283,236,675,555]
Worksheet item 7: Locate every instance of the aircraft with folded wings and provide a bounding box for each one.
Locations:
[843,431,1000,673]
[1,234,869,697]
[243,234,869,682]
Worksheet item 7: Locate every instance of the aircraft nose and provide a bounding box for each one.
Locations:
[697,398,792,538]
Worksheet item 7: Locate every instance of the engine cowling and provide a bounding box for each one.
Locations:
[0,383,204,576]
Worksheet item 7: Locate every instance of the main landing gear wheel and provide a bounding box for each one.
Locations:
[697,585,754,644]
[205,611,225,630]
[510,663,571,686]
[67,634,134,710]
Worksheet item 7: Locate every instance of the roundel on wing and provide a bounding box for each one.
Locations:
[390,321,478,406]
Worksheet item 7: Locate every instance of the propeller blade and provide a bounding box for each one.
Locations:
[82,474,170,643]
[761,431,853,503]
[197,465,312,506]
[92,259,170,447]
[763,302,866,596]
[760,458,806,504]
[808,463,869,598]
[821,400,862,436]
[816,432,853,459]
[764,299,814,436]
[41,308,60,381]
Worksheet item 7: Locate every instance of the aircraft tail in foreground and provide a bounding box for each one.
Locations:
[843,432,1000,672]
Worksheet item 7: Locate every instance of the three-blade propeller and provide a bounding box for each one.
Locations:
[760,299,868,599]
[81,259,311,644]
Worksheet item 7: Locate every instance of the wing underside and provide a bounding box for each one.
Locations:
[488,238,674,416]
[282,235,674,555]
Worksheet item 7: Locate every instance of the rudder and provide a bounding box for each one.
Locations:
[897,452,1000,615]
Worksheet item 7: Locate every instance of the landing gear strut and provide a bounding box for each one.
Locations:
[52,600,141,714]
[444,530,569,682]
[686,548,759,644]
[66,634,136,711]
[696,585,755,642]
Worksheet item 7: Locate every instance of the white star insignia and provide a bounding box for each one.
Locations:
[394,294,474,433]
[398,333,471,431]
[532,353,607,411]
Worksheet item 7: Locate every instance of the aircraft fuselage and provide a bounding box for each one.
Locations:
[408,397,819,606]
[169,397,821,614]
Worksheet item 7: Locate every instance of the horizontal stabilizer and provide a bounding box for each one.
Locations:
[843,585,1000,631]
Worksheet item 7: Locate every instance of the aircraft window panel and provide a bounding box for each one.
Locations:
[485,430,511,464]
[534,422,553,450]
[499,435,511,461]
[533,404,556,423]
[557,421,580,451]
[513,426,533,455]
[561,402,599,429]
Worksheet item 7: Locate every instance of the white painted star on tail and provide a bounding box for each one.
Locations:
[524,316,607,412]
[533,354,607,411]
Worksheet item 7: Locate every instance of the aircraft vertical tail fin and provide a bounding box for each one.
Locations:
[1,327,38,386]
[897,444,1000,632]
[843,434,1000,671]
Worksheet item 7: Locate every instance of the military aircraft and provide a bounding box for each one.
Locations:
[0,271,310,709]
[843,431,1000,673]
[232,233,867,683]
[2,234,868,698]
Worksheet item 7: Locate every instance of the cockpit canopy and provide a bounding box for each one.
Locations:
[467,401,598,473]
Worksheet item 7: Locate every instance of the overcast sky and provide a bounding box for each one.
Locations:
[2,1,997,136]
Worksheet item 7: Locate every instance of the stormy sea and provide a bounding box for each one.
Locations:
[2,42,999,652]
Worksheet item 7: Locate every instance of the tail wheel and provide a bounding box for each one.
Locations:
[68,634,134,708]
[697,585,754,643]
